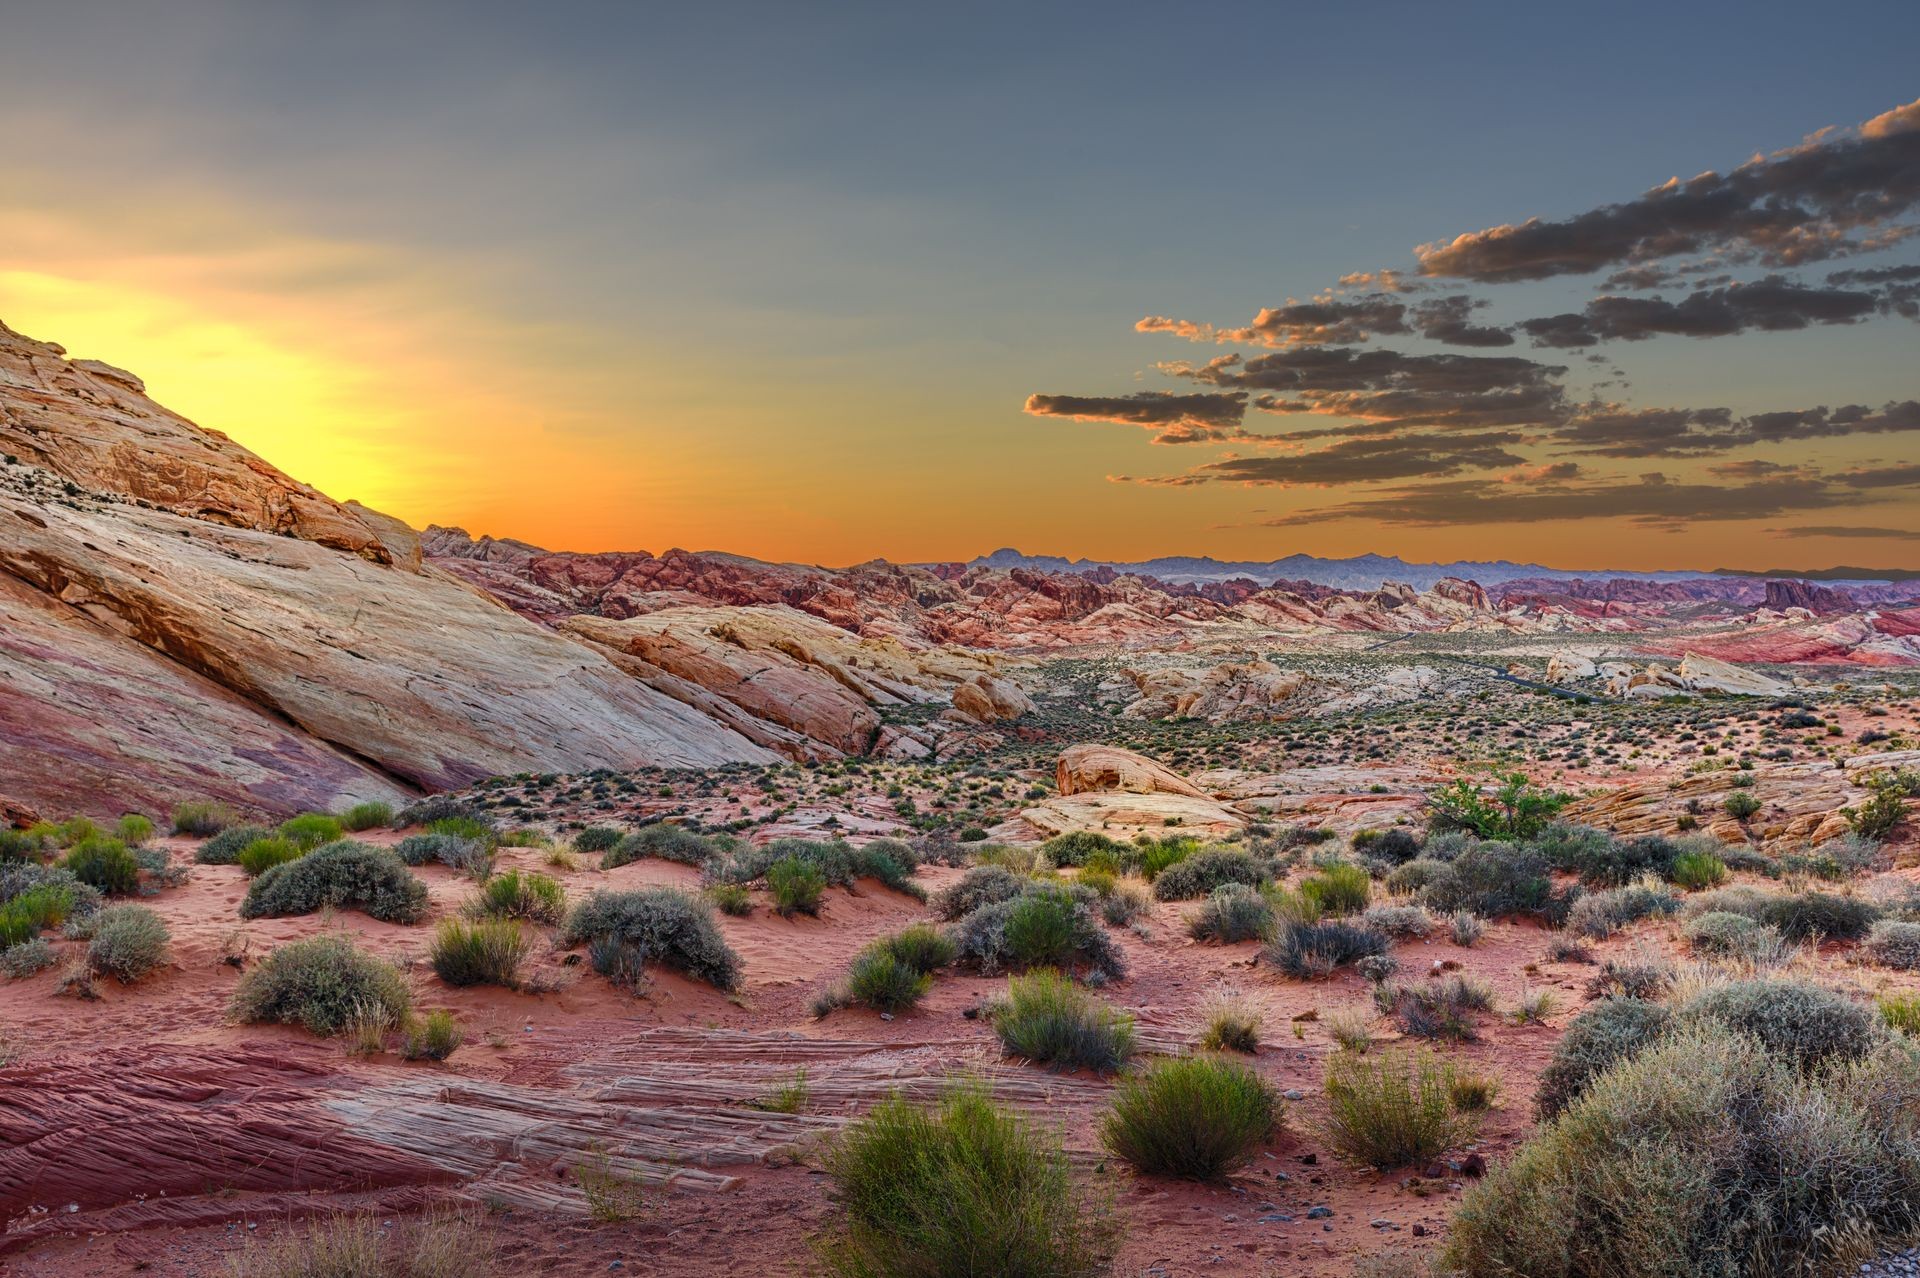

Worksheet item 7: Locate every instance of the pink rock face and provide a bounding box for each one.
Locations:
[1055,744,1207,800]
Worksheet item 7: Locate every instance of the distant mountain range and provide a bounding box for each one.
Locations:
[962,548,1915,590]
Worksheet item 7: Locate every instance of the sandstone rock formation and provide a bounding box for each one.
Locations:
[997,744,1246,841]
[0,320,775,819]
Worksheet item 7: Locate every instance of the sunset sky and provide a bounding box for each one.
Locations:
[2,2,1917,570]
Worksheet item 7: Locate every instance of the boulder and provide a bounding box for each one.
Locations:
[1055,744,1206,799]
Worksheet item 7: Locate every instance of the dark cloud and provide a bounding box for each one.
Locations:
[1410,295,1514,347]
[1170,346,1567,430]
[1187,431,1528,486]
[1552,399,1920,457]
[1263,470,1872,528]
[1246,296,1410,346]
[1521,275,1885,348]
[1839,462,1920,489]
[1769,524,1920,540]
[1415,96,1920,282]
[1023,390,1248,444]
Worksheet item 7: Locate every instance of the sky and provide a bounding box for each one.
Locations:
[1,1,1917,571]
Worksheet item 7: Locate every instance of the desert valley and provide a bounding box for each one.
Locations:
[3,317,1919,1276]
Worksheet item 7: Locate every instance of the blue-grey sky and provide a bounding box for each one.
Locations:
[1,0,1916,568]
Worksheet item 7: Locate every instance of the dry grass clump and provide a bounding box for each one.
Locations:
[992,968,1135,1072]
[1100,1055,1278,1181]
[84,903,170,982]
[428,918,530,988]
[224,1209,492,1278]
[1322,1047,1473,1169]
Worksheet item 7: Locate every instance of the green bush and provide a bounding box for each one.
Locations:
[1150,848,1270,902]
[1188,884,1276,944]
[239,841,429,924]
[1427,773,1565,841]
[706,881,752,915]
[949,888,1126,982]
[1322,1047,1471,1169]
[84,903,170,982]
[1,937,56,977]
[230,934,412,1036]
[572,825,624,854]
[1100,1055,1277,1181]
[1265,920,1390,979]
[1723,789,1762,821]
[0,883,76,946]
[195,823,268,865]
[768,855,828,917]
[277,812,345,850]
[114,814,155,847]
[876,923,957,973]
[815,1087,1118,1278]
[401,1008,464,1061]
[171,800,238,837]
[429,918,529,988]
[603,821,714,869]
[236,836,305,877]
[1136,837,1197,882]
[845,947,933,1012]
[1534,997,1672,1119]
[61,837,140,895]
[468,869,565,924]
[709,837,919,898]
[393,832,487,872]
[0,829,45,862]
[1760,891,1880,940]
[1299,862,1371,916]
[1040,830,1125,868]
[562,888,741,991]
[1668,848,1728,889]
[1565,883,1679,939]
[993,968,1135,1072]
[338,800,394,832]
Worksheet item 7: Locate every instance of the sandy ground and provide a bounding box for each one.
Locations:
[4,817,1920,1276]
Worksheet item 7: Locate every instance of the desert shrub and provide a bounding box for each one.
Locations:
[1,937,56,977]
[429,918,529,988]
[1100,1055,1277,1180]
[1682,977,1880,1070]
[1384,975,1494,1042]
[195,823,269,865]
[239,841,429,924]
[1384,857,1450,895]
[1361,902,1436,939]
[393,832,485,873]
[277,812,345,850]
[1879,993,1920,1036]
[1534,997,1672,1118]
[845,947,933,1012]
[1322,1047,1470,1169]
[468,869,565,924]
[0,863,98,925]
[604,821,715,869]
[0,829,45,862]
[1848,771,1914,840]
[877,922,957,973]
[1531,822,1618,874]
[1683,910,1774,956]
[401,1009,464,1062]
[706,881,752,915]
[1865,919,1920,969]
[1683,882,1775,919]
[171,800,237,837]
[572,825,624,854]
[711,837,919,898]
[425,815,494,845]
[1446,1026,1920,1278]
[61,837,140,895]
[0,883,76,946]
[84,903,169,982]
[225,1208,492,1278]
[932,865,1027,920]
[1450,1070,1501,1112]
[950,888,1125,982]
[1353,827,1422,866]
[1136,836,1199,882]
[1449,910,1487,946]
[1565,882,1680,939]
[1723,789,1763,821]
[1419,841,1553,917]
[1101,883,1151,926]
[236,836,305,877]
[339,800,394,832]
[814,1086,1118,1278]
[1197,988,1262,1053]
[394,795,489,830]
[1299,862,1371,915]
[230,934,412,1036]
[114,814,155,847]
[1188,884,1276,943]
[1761,891,1880,940]
[1041,830,1125,868]
[1669,848,1729,889]
[588,935,648,994]
[1265,920,1391,980]
[1075,867,1118,899]
[993,968,1135,1071]
[1427,773,1565,841]
[768,855,828,916]
[1150,848,1270,902]
[561,887,741,991]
